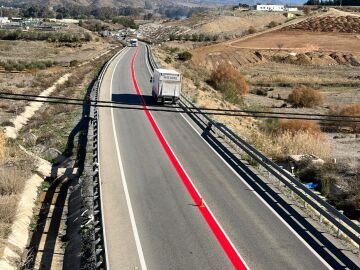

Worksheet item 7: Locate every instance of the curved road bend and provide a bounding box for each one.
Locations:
[98,44,357,270]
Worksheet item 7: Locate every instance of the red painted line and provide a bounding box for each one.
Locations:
[130,47,248,270]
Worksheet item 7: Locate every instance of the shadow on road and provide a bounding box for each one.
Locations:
[112,93,155,106]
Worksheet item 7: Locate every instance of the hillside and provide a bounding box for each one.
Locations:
[0,0,144,8]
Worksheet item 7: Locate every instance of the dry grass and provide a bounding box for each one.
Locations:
[288,86,324,108]
[249,128,331,159]
[0,195,18,224]
[279,120,321,135]
[0,130,32,254]
[210,63,249,104]
[0,169,26,196]
[329,103,360,132]
[277,131,331,158]
[0,131,5,162]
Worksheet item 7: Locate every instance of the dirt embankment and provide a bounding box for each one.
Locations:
[282,16,360,33]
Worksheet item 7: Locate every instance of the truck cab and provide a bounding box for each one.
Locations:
[129,38,138,47]
[151,69,182,104]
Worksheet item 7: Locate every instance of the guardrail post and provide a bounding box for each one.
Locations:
[338,210,344,237]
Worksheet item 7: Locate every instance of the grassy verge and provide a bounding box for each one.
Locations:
[19,51,115,162]
[0,131,35,256]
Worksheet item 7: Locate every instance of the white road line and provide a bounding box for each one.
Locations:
[98,48,127,270]
[177,110,333,270]
[109,48,148,270]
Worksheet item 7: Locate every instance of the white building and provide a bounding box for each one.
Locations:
[0,17,10,25]
[256,5,285,12]
[285,7,299,12]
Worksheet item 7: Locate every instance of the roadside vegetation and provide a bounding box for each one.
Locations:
[0,59,58,72]
[0,30,93,43]
[329,104,360,132]
[0,131,34,256]
[287,86,324,108]
[169,33,219,42]
[20,51,115,161]
[112,17,138,29]
[177,51,192,61]
[209,64,249,104]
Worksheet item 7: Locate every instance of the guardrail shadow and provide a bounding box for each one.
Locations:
[185,107,359,270]
[23,87,93,270]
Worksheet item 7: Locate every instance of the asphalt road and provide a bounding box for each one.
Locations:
[98,44,358,270]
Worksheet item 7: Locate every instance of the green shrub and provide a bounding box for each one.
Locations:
[248,26,257,34]
[169,34,176,41]
[70,60,80,67]
[44,60,53,68]
[177,51,192,61]
[217,80,243,104]
[262,118,280,134]
[112,17,138,29]
[198,33,205,42]
[84,32,93,42]
[268,21,278,28]
[165,56,172,64]
[191,33,199,41]
[4,63,14,72]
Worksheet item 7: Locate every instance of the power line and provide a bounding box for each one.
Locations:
[1,92,359,123]
[2,91,359,119]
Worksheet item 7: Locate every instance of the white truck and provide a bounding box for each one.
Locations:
[151,69,182,104]
[129,38,138,47]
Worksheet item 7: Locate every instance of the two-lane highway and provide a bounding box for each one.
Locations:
[98,43,354,269]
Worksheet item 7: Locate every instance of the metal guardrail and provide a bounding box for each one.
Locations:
[90,47,125,269]
[145,44,360,247]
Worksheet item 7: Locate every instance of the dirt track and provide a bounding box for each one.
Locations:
[230,31,360,53]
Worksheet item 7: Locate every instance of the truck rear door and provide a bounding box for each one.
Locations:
[161,82,180,97]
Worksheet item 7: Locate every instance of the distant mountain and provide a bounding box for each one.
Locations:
[0,0,306,8]
[194,0,306,5]
[0,0,146,8]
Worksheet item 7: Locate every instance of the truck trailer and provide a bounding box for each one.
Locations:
[151,69,182,104]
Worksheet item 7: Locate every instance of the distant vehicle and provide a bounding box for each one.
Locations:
[129,38,138,47]
[151,69,182,104]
